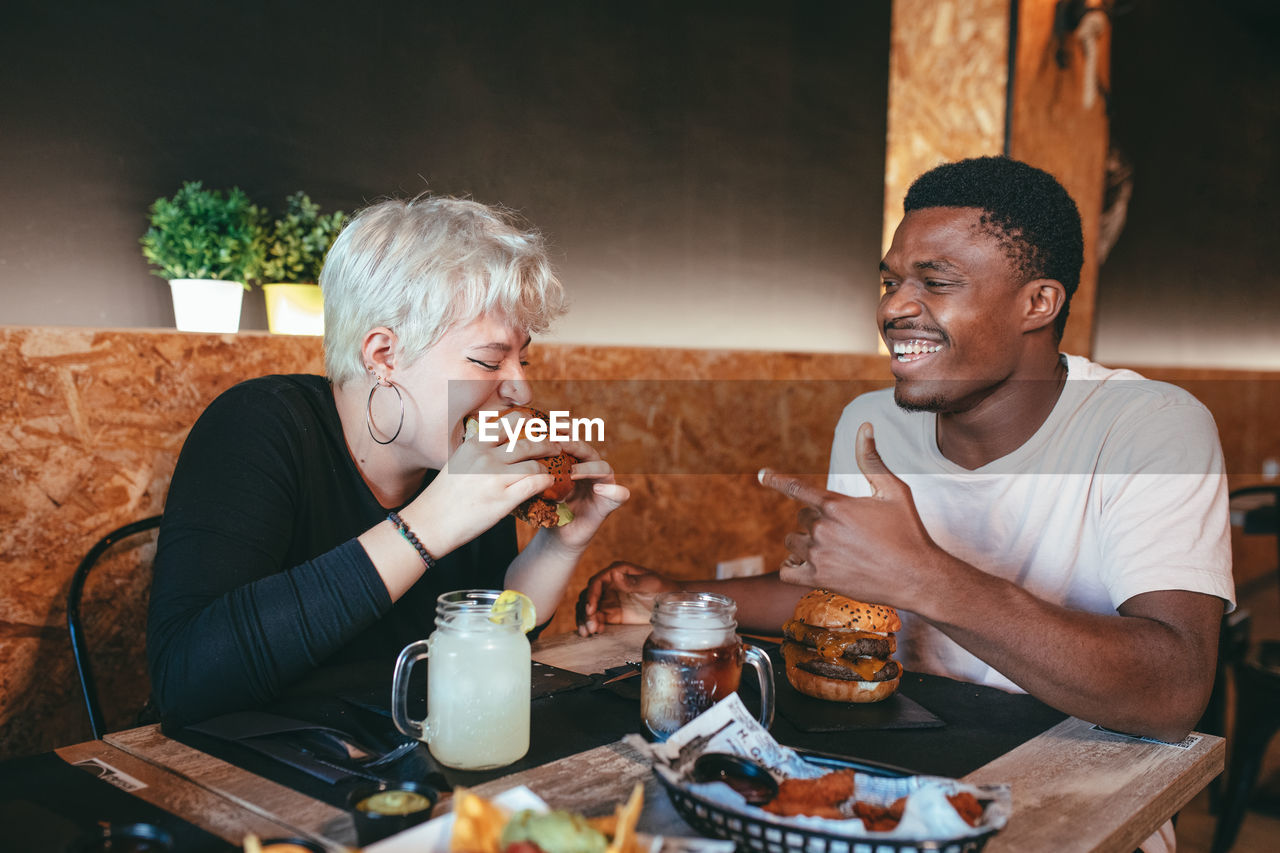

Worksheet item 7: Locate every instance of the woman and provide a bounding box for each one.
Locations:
[147,196,628,726]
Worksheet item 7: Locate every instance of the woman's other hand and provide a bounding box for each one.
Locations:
[576,561,681,636]
[546,438,630,552]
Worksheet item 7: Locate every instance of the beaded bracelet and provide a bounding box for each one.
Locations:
[387,511,436,571]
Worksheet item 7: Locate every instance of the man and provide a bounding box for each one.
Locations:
[578,157,1233,790]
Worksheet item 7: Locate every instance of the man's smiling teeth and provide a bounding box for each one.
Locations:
[893,341,943,361]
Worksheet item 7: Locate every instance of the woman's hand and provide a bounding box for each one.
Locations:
[543,438,630,552]
[498,441,629,622]
[408,433,557,558]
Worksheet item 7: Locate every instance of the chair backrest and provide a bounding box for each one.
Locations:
[66,515,163,740]
[1229,484,1280,606]
[1201,486,1279,736]
[1230,484,1279,534]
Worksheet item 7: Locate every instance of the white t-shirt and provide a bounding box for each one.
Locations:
[826,354,1235,692]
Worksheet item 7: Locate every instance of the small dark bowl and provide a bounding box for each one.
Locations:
[691,752,780,806]
[76,823,174,853]
[347,780,439,844]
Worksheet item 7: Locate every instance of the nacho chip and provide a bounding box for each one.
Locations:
[605,783,644,853]
[451,788,508,853]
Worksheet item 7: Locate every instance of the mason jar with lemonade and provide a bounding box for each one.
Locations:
[392,589,535,770]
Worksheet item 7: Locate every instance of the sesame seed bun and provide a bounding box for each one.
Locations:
[792,589,901,634]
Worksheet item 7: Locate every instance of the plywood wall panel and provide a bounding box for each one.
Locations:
[0,328,324,758]
[883,0,1011,256]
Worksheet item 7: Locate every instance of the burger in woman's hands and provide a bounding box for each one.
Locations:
[465,405,576,528]
[781,589,901,703]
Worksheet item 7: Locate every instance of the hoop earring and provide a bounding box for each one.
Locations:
[366,377,404,445]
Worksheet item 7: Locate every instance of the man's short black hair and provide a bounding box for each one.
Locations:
[903,156,1083,340]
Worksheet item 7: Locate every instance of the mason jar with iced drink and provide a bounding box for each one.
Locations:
[392,589,531,770]
[641,591,775,739]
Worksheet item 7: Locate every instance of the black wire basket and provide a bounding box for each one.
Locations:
[654,766,999,853]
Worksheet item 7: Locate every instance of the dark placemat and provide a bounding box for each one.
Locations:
[767,646,944,732]
[777,685,943,732]
[170,719,435,811]
[767,671,1068,779]
[0,751,237,853]
[168,676,644,809]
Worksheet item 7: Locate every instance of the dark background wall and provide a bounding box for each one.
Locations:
[1,0,1276,366]
[1094,0,1280,368]
[0,0,891,353]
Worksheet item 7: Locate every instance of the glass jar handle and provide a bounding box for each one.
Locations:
[391,638,432,743]
[743,644,775,730]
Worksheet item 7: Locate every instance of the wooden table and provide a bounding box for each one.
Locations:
[82,624,1221,853]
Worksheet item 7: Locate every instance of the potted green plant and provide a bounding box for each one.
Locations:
[258,192,347,335]
[140,181,265,333]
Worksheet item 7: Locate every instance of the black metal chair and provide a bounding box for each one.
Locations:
[66,515,163,740]
[1229,485,1280,581]
[1212,485,1280,853]
[1201,606,1252,810]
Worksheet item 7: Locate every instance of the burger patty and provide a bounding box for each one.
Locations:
[515,495,560,527]
[798,657,901,683]
[782,621,896,659]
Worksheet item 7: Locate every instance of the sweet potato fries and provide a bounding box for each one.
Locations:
[760,769,984,832]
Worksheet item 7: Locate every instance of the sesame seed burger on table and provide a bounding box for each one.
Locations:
[781,589,902,703]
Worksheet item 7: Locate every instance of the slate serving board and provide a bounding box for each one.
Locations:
[753,643,944,733]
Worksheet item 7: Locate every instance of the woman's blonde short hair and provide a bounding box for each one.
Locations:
[320,195,566,386]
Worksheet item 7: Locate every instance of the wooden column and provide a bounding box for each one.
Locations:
[883,0,1109,356]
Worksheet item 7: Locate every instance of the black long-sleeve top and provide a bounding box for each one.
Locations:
[146,374,514,726]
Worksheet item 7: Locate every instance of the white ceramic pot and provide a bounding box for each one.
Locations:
[262,282,324,335]
[168,279,244,333]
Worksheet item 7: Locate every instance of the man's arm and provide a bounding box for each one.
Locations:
[902,551,1221,742]
[763,421,1225,742]
[575,561,808,636]
[691,573,810,635]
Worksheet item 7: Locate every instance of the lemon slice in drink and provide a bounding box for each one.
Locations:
[490,590,536,633]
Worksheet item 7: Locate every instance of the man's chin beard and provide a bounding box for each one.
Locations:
[893,381,961,414]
